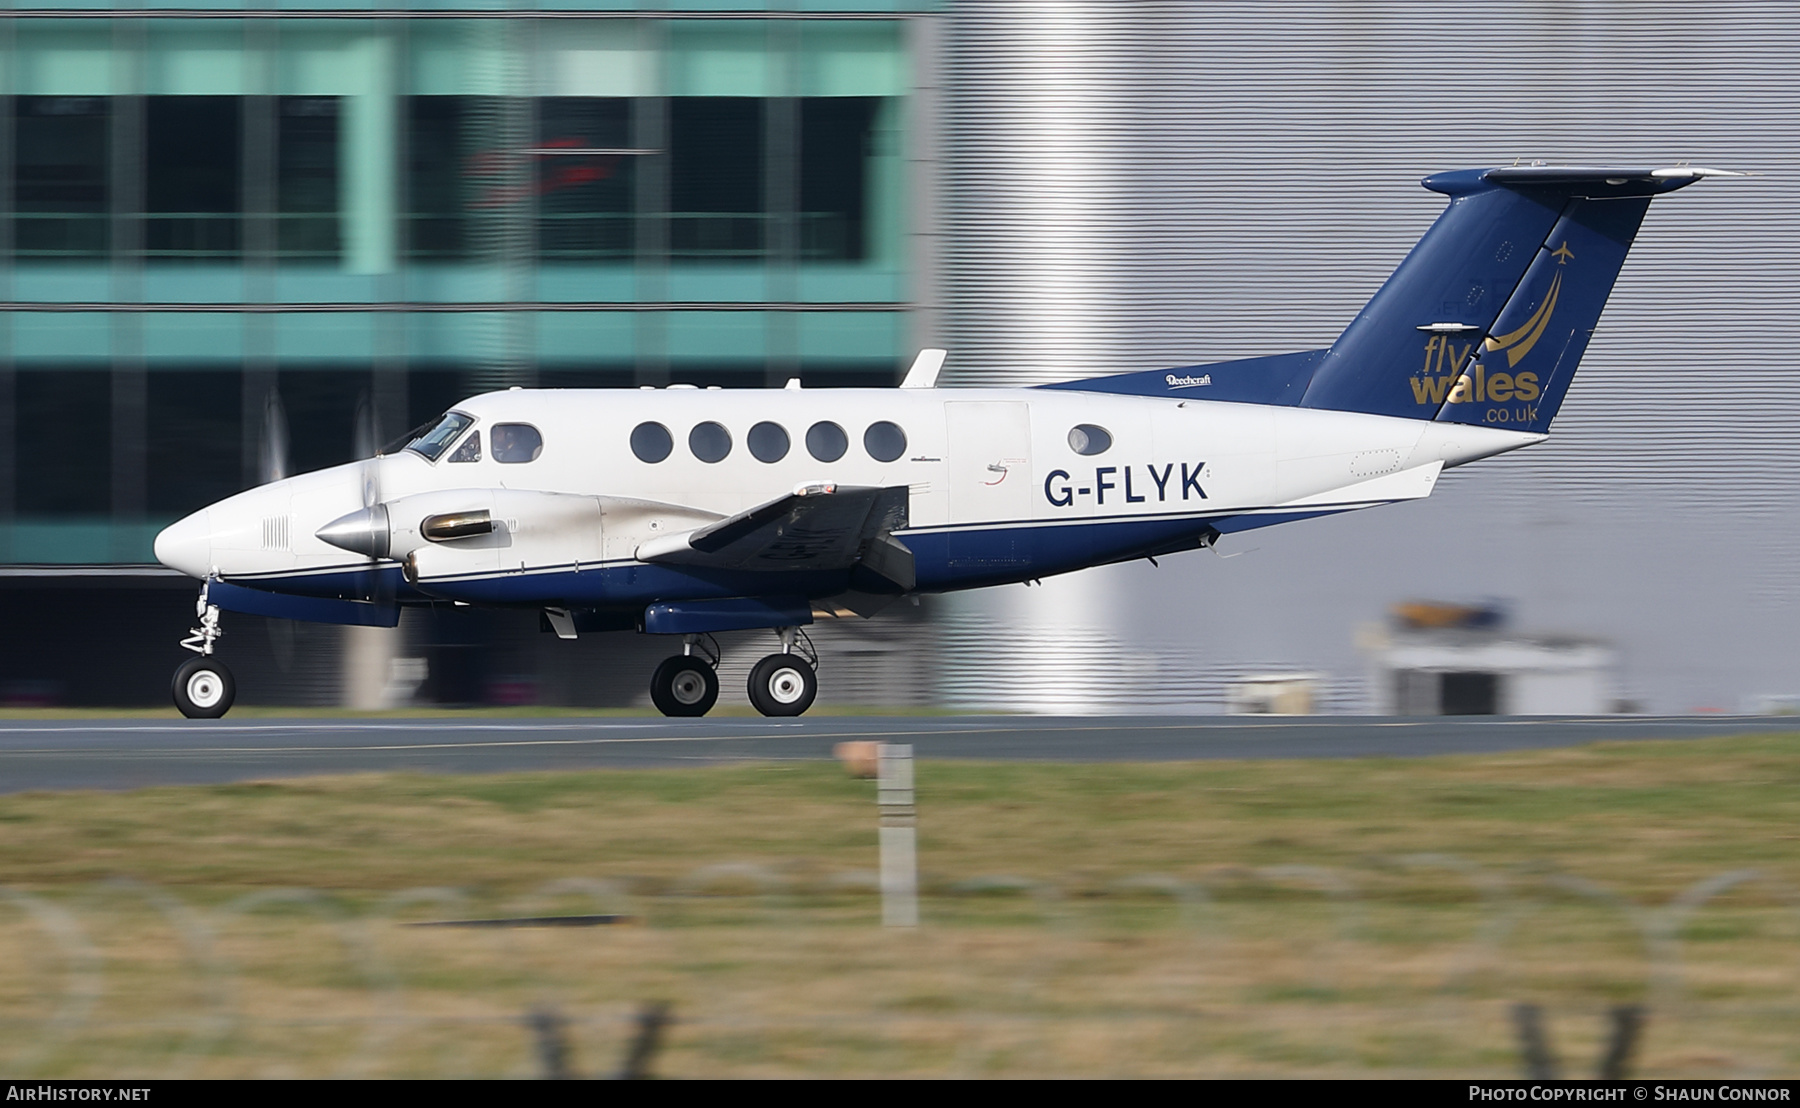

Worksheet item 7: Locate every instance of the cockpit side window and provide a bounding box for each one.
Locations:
[405,411,475,462]
[492,423,543,463]
[448,430,481,463]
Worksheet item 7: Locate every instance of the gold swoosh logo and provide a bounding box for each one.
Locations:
[1482,269,1562,367]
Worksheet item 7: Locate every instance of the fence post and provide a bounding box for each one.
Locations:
[616,1001,671,1080]
[1597,1004,1644,1080]
[879,743,919,928]
[527,1005,572,1079]
[1513,1003,1560,1079]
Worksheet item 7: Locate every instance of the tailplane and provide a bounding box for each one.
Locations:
[1297,165,1737,429]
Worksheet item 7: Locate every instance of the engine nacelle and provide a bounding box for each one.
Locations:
[318,489,725,595]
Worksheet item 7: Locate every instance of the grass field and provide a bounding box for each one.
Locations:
[2,732,1799,1077]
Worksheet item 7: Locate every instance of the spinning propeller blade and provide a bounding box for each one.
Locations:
[258,390,290,486]
[350,391,395,607]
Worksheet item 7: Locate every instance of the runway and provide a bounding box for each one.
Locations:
[0,714,1793,793]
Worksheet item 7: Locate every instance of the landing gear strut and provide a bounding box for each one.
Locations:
[173,579,236,719]
[747,627,818,718]
[650,634,719,717]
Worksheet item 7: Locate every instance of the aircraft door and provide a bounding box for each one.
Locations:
[946,401,1033,522]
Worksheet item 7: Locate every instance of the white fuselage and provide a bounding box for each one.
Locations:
[154,385,1542,604]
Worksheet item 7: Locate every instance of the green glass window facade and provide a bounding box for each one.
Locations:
[0,8,932,563]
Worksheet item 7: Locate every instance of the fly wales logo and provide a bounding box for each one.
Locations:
[1410,241,1571,407]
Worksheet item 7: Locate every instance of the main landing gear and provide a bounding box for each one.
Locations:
[173,580,236,719]
[649,636,720,717]
[649,627,819,719]
[746,628,818,718]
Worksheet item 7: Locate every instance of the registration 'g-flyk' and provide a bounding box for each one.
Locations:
[154,165,1736,718]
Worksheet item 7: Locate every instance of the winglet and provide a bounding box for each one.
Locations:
[900,349,946,389]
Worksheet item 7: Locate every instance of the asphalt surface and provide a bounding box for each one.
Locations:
[0,714,1793,793]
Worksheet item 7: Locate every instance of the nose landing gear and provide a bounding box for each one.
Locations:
[173,579,236,719]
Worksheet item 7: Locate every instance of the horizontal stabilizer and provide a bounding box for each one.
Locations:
[1481,165,1748,190]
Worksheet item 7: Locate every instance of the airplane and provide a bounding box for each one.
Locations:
[152,164,1738,719]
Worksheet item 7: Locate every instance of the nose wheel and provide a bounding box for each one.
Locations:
[650,655,719,717]
[173,656,236,719]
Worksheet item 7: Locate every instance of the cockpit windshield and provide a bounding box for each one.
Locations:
[405,411,476,462]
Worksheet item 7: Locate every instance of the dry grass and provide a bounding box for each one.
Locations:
[2,732,1799,1077]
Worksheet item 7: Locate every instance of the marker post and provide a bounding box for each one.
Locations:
[878,743,919,928]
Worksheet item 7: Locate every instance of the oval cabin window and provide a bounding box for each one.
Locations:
[631,421,673,463]
[491,423,543,463]
[806,421,848,462]
[689,421,732,463]
[748,421,790,463]
[1068,424,1112,456]
[863,421,907,463]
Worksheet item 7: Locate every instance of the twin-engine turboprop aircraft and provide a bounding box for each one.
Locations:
[153,164,1736,718]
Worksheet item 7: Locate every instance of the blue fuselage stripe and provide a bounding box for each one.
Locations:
[228,507,1352,611]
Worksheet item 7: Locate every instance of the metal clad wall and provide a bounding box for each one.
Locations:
[943,1,1800,713]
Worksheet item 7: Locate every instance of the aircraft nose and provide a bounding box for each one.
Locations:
[153,510,213,579]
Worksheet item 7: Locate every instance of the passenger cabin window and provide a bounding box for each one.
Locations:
[405,411,474,462]
[1068,424,1111,455]
[748,421,789,463]
[689,421,732,463]
[448,430,481,463]
[631,421,673,463]
[491,423,543,463]
[864,421,906,463]
[806,421,847,462]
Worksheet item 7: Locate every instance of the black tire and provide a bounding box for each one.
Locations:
[650,655,718,717]
[172,656,236,719]
[747,654,818,717]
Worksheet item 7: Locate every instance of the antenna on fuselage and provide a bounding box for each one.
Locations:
[900,349,946,389]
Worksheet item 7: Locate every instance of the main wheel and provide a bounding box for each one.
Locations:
[747,654,818,718]
[650,655,718,717]
[173,656,236,719]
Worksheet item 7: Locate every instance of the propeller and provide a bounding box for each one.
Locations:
[352,389,397,609]
[258,388,296,670]
[258,389,290,486]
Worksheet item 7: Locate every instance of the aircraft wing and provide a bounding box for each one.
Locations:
[635,483,914,587]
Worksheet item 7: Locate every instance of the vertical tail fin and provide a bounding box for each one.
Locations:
[1433,192,1646,433]
[1298,166,1725,427]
